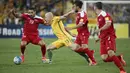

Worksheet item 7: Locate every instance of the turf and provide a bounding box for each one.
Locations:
[0,38,129,73]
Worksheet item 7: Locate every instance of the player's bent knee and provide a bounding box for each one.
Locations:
[82,44,88,49]
[47,45,57,50]
[101,54,108,60]
[39,40,45,46]
[70,44,80,51]
[47,49,51,51]
[47,46,52,50]
[21,41,27,46]
[108,50,115,57]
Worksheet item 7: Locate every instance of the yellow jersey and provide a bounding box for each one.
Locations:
[51,16,72,40]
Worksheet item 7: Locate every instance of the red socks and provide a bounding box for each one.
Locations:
[104,55,125,71]
[75,48,84,52]
[41,45,46,58]
[83,48,96,63]
[75,48,96,63]
[21,44,46,58]
[111,55,125,71]
[103,56,113,62]
[20,45,26,55]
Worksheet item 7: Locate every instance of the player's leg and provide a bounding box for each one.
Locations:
[107,50,126,73]
[64,38,89,62]
[31,35,47,62]
[38,40,47,59]
[79,34,96,65]
[101,38,126,73]
[20,41,28,62]
[69,43,90,63]
[107,37,126,73]
[82,44,97,66]
[20,35,29,62]
[117,54,126,66]
[100,38,116,62]
[100,54,126,72]
[47,44,57,63]
[71,35,90,63]
[100,38,117,62]
[76,51,90,63]
[63,38,89,61]
[47,40,64,63]
[100,46,113,62]
[20,41,28,55]
[111,39,126,66]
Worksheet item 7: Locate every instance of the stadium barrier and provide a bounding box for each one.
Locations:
[0,25,56,38]
[67,23,129,38]
[0,23,129,38]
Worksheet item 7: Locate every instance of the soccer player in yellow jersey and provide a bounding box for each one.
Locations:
[45,12,90,64]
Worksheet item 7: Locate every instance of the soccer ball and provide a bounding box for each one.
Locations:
[13,56,22,65]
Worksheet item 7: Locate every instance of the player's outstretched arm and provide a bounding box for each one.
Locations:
[99,22,111,31]
[95,21,111,33]
[40,18,48,25]
[72,22,84,29]
[65,27,76,37]
[60,10,75,20]
[67,21,84,30]
[95,38,100,43]
[11,9,22,18]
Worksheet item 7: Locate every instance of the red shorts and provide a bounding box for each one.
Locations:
[75,33,89,45]
[21,34,42,45]
[100,36,116,55]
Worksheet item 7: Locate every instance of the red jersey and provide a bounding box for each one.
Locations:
[97,11,116,39]
[22,13,44,35]
[76,11,89,34]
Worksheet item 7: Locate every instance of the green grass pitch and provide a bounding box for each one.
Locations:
[0,38,129,73]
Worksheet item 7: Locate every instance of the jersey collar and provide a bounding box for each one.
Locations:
[78,10,84,13]
[98,10,104,17]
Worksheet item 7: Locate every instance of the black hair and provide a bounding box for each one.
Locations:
[94,2,102,9]
[74,0,83,8]
[28,7,36,11]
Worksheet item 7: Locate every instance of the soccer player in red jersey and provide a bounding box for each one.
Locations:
[94,2,126,73]
[66,1,97,66]
[11,8,48,63]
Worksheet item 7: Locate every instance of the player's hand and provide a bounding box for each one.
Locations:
[8,9,14,15]
[95,38,100,43]
[71,33,76,37]
[94,29,101,34]
[10,8,15,13]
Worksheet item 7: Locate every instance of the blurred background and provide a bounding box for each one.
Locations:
[0,0,130,38]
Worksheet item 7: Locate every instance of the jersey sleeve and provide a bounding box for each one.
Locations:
[104,14,112,23]
[79,12,88,25]
[34,15,46,24]
[38,18,46,24]
[21,13,29,20]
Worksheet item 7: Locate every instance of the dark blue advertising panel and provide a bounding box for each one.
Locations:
[0,24,56,38]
